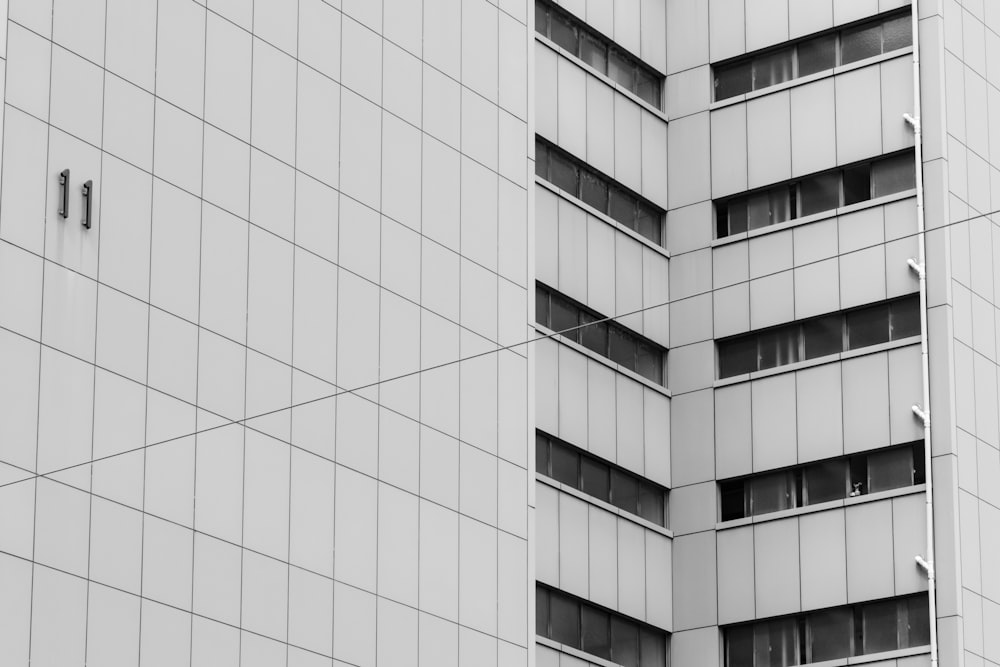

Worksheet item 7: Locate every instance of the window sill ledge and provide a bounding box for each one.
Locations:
[785,645,931,667]
[710,189,917,249]
[536,473,674,538]
[708,46,914,111]
[534,177,670,258]
[535,324,672,397]
[535,35,668,120]
[535,636,627,667]
[716,483,926,530]
[713,334,921,388]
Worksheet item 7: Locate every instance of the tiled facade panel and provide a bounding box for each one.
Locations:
[535,338,671,487]
[535,483,672,630]
[714,345,923,477]
[716,493,928,624]
[536,187,670,345]
[0,0,533,666]
[534,42,668,208]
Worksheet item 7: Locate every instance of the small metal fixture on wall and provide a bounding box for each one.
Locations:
[82,180,93,230]
[58,169,69,218]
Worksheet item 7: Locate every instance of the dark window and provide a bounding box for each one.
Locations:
[724,595,930,666]
[718,336,759,378]
[847,302,891,349]
[535,0,663,109]
[719,442,924,521]
[537,585,669,667]
[536,138,664,246]
[536,432,669,528]
[802,314,842,360]
[536,282,666,384]
[716,151,916,238]
[713,11,913,101]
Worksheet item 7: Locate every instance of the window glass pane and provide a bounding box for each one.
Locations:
[535,141,549,179]
[550,12,578,54]
[872,153,916,197]
[758,327,801,370]
[719,336,758,377]
[581,171,609,214]
[868,446,914,493]
[807,608,853,662]
[727,626,755,667]
[843,163,872,205]
[611,470,639,514]
[550,592,581,647]
[636,71,661,108]
[862,600,900,655]
[799,171,841,216]
[890,296,920,340]
[580,313,609,356]
[639,628,667,667]
[580,32,607,72]
[803,459,848,505]
[610,618,639,667]
[753,48,794,89]
[608,50,634,90]
[842,23,883,64]
[638,484,665,526]
[549,152,579,194]
[720,480,748,521]
[715,61,753,100]
[636,203,661,244]
[913,442,927,484]
[755,619,799,667]
[535,285,550,326]
[536,433,550,477]
[905,596,931,647]
[770,187,793,224]
[803,314,842,359]
[581,456,610,501]
[747,192,773,230]
[550,296,579,341]
[636,341,662,384]
[581,606,610,658]
[750,471,796,515]
[883,15,912,51]
[551,442,580,487]
[797,34,837,76]
[536,587,550,637]
[609,187,637,228]
[535,4,549,37]
[609,327,637,370]
[847,303,890,349]
[724,199,749,236]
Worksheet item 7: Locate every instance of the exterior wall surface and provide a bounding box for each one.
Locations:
[0,1,534,666]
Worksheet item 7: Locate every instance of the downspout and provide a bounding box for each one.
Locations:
[903,2,938,666]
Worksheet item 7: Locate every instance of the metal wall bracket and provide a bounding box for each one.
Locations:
[58,169,70,219]
[82,180,93,230]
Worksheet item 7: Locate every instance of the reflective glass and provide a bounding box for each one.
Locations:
[536,433,550,477]
[883,15,912,51]
[551,442,580,487]
[719,336,758,377]
[727,626,754,667]
[799,171,840,215]
[636,71,661,108]
[610,618,639,667]
[549,152,579,194]
[842,23,882,64]
[905,596,931,647]
[638,484,665,526]
[550,296,579,341]
[867,446,913,493]
[842,163,872,205]
[609,327,637,370]
[608,50,634,89]
[890,296,920,339]
[536,586,549,636]
[846,303,890,349]
[758,327,801,369]
[636,341,662,383]
[807,608,853,662]
[609,187,637,227]
[862,600,899,654]
[639,629,667,667]
[535,142,549,179]
[636,203,661,244]
[715,61,753,100]
[611,470,639,514]
[550,593,581,646]
[581,456,610,501]
[725,199,749,236]
[535,285,549,326]
[580,32,607,72]
[770,187,793,224]
[581,171,609,213]
[535,4,549,37]
[747,192,773,230]
[581,606,610,658]
[750,471,796,514]
[550,12,578,54]
[803,459,848,505]
[754,619,799,667]
[803,314,842,359]
[580,313,608,355]
[720,481,748,521]
[797,34,836,76]
[872,153,916,197]
[753,48,794,89]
